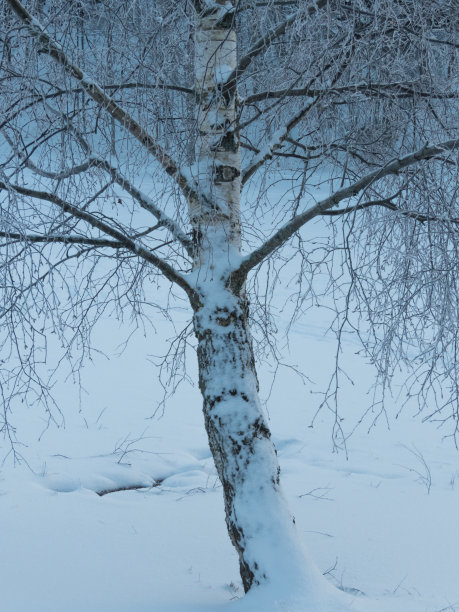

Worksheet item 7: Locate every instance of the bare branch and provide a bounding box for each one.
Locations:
[0,179,195,299]
[0,231,125,248]
[244,82,459,105]
[5,0,201,208]
[232,139,459,287]
[221,0,329,100]
[321,198,459,225]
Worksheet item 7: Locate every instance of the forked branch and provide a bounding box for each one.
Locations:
[5,0,201,209]
[221,0,329,100]
[0,179,195,299]
[231,139,459,290]
[2,114,194,255]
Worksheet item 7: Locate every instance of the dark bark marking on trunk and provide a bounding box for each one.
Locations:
[193,293,284,593]
[216,10,236,30]
[215,164,240,183]
[210,129,238,153]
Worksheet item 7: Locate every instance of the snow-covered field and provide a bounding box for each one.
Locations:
[1,287,458,612]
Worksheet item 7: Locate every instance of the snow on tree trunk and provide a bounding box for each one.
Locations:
[191,1,329,598]
[193,289,313,593]
[191,2,309,593]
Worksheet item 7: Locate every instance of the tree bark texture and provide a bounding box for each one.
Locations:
[193,292,310,593]
[193,0,241,266]
[192,2,315,594]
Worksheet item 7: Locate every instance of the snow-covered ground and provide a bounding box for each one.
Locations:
[1,289,458,612]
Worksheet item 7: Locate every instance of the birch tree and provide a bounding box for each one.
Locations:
[1,0,458,605]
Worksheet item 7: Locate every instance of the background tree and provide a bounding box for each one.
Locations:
[1,0,458,606]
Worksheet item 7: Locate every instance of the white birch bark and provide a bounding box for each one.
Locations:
[191,1,317,592]
[193,289,321,593]
[192,0,241,267]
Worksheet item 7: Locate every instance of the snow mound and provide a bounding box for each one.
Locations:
[36,450,208,495]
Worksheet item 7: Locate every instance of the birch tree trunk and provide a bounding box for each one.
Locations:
[192,0,241,263]
[193,291,319,593]
[191,2,318,593]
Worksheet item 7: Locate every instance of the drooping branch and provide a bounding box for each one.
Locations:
[321,198,459,225]
[231,138,459,290]
[0,231,125,248]
[244,82,459,105]
[2,128,194,256]
[0,179,196,300]
[221,0,329,101]
[0,246,99,322]
[1,126,95,180]
[5,0,201,209]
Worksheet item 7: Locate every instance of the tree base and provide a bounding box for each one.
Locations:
[229,578,386,612]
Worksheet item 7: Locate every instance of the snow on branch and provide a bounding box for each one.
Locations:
[221,1,329,100]
[232,139,459,288]
[5,0,201,210]
[0,179,195,299]
[2,129,194,256]
[0,232,126,248]
[244,81,459,105]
